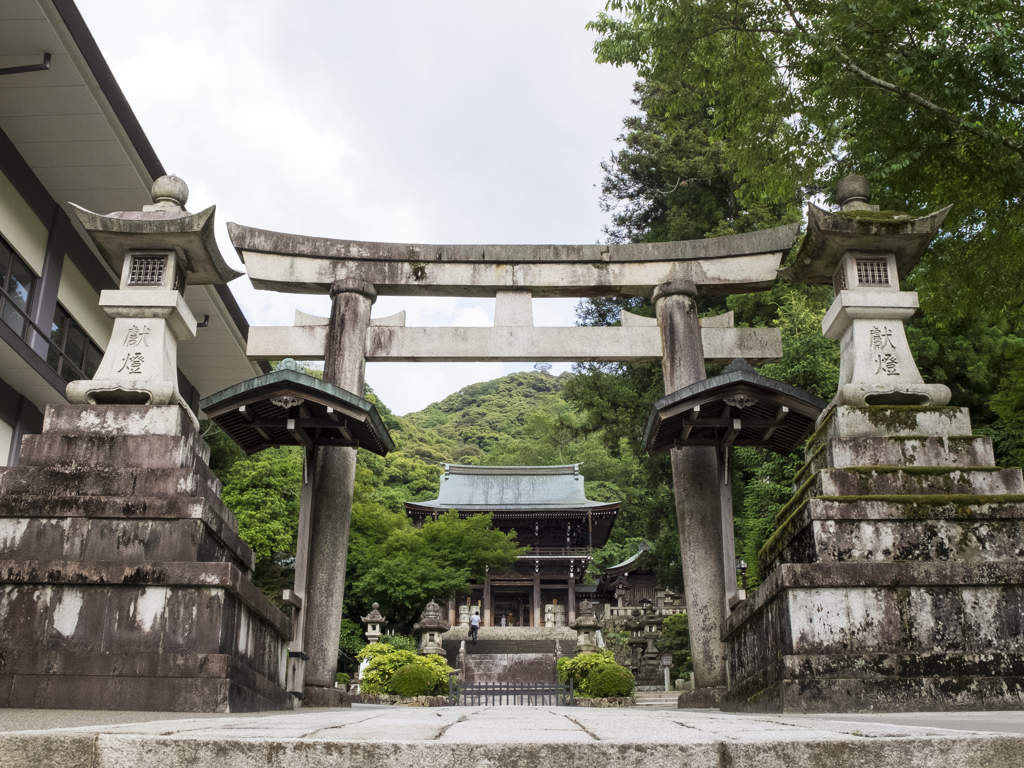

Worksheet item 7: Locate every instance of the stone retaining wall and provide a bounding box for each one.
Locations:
[352,694,449,707]
[574,697,636,707]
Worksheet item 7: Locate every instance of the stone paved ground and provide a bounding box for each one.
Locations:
[2,705,1023,768]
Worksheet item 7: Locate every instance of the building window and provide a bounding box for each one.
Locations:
[47,304,103,383]
[0,236,37,337]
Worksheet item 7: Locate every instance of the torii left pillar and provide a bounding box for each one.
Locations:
[302,278,376,705]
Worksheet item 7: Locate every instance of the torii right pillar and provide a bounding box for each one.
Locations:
[654,279,729,701]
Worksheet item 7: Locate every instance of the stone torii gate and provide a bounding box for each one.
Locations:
[228,221,799,702]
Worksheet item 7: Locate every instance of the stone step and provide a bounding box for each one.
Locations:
[443,638,562,656]
[763,496,1024,568]
[797,436,997,484]
[812,467,1024,498]
[0,464,222,501]
[17,432,210,471]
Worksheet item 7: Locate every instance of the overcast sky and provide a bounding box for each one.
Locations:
[77,1,637,414]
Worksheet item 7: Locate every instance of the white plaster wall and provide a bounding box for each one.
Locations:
[57,255,112,350]
[0,168,48,276]
[0,418,12,467]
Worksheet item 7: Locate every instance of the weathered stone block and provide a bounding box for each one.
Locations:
[811,406,972,443]
[42,404,198,440]
[0,405,290,712]
[724,404,1024,713]
[803,436,996,478]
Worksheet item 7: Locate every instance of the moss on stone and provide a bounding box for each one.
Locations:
[793,444,826,488]
[774,472,820,527]
[409,260,427,281]
[805,409,836,452]
[760,499,810,566]
[837,466,1000,475]
[815,494,1024,518]
[859,406,961,433]
[836,210,916,224]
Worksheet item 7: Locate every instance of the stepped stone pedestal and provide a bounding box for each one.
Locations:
[0,404,292,712]
[722,405,1024,713]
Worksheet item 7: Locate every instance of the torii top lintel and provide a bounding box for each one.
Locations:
[228,222,800,298]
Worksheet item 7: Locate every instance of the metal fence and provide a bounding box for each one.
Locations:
[449,678,574,706]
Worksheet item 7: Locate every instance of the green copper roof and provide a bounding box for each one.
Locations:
[409,464,617,511]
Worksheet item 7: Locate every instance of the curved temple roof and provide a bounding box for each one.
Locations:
[410,464,617,511]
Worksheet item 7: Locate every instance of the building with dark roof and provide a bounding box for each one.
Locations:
[405,463,619,627]
[0,1,265,466]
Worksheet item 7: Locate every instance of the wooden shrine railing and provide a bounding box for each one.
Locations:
[518,547,591,559]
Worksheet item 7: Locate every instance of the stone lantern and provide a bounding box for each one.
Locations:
[785,174,952,413]
[569,600,601,654]
[67,175,242,423]
[624,608,647,671]
[413,599,451,658]
[361,602,387,644]
[641,606,664,666]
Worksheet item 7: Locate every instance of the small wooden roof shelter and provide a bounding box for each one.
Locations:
[642,359,827,457]
[199,358,394,456]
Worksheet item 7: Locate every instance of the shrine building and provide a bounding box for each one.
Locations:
[405,464,619,628]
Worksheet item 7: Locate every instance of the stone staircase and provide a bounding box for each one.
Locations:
[634,691,679,709]
[442,626,577,659]
[443,627,576,684]
[442,638,563,657]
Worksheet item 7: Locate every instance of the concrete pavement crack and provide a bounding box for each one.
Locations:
[298,712,386,739]
[563,714,600,741]
[433,715,466,740]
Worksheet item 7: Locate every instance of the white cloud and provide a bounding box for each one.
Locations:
[76,0,636,414]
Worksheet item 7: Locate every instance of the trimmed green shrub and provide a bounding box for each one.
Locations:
[557,650,616,696]
[356,642,453,695]
[587,663,635,698]
[390,664,435,697]
[335,672,351,686]
[409,653,454,696]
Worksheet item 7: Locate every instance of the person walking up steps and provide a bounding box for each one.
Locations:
[469,611,480,644]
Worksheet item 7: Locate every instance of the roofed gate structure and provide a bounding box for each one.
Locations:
[227,220,800,704]
[406,464,619,629]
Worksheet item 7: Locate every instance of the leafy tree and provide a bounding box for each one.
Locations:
[346,510,524,628]
[656,613,693,681]
[588,0,1024,322]
[220,447,302,564]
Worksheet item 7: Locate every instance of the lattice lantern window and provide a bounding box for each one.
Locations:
[833,251,898,293]
[122,252,182,291]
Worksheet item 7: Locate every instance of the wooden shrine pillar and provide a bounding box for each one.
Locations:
[533,574,541,628]
[568,577,576,624]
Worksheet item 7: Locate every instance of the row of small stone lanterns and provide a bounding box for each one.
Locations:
[360,599,451,657]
